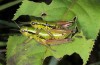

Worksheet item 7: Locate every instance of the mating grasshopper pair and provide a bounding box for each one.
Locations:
[19,17,77,46]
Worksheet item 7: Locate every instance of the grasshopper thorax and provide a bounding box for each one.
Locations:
[20,26,36,37]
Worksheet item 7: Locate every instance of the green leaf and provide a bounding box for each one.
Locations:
[70,0,100,39]
[45,31,94,65]
[12,0,75,21]
[7,31,94,65]
[0,63,2,65]
[13,0,100,39]
[7,35,46,65]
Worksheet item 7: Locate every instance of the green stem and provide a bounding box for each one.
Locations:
[0,0,22,11]
[0,20,18,28]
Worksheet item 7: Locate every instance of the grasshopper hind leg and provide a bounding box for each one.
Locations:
[36,37,56,52]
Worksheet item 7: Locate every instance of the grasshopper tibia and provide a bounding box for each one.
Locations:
[45,38,72,45]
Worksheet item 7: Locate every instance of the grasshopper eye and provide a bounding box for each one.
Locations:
[21,30,25,32]
[31,22,37,25]
[21,29,27,32]
[31,22,35,25]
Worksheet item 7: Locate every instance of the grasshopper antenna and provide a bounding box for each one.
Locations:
[13,21,20,29]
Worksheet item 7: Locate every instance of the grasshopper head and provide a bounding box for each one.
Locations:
[30,20,38,26]
[20,26,31,37]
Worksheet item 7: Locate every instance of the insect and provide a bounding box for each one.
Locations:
[30,17,77,39]
[20,26,73,45]
[30,17,77,30]
[30,19,56,29]
[19,26,74,51]
[14,18,76,49]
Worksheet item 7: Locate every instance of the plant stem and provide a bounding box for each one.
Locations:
[0,0,22,11]
[0,20,18,28]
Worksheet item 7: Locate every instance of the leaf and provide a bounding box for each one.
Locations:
[45,31,94,65]
[7,35,46,65]
[13,0,100,39]
[12,0,75,21]
[0,63,2,65]
[7,31,94,65]
[70,0,100,39]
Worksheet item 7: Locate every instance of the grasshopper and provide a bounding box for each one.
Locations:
[19,26,73,51]
[20,26,73,45]
[30,17,77,39]
[30,17,77,30]
[13,17,77,51]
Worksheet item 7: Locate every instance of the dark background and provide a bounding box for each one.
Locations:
[0,0,100,65]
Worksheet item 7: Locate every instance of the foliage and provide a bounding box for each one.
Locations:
[0,63,2,65]
[7,32,94,65]
[13,0,100,39]
[6,0,100,65]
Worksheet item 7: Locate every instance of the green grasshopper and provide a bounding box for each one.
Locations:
[30,17,77,39]
[14,18,76,51]
[19,26,73,51]
[30,17,76,30]
[20,26,73,45]
[14,16,77,50]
